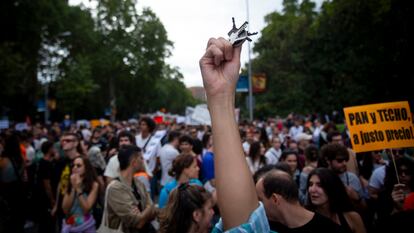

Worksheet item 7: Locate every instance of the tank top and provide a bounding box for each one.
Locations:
[338,212,353,233]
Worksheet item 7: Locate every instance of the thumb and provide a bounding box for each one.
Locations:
[232,45,242,63]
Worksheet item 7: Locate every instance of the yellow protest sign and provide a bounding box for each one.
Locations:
[343,101,414,153]
[90,119,110,129]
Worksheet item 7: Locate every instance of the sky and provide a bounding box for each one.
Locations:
[69,1,321,87]
[138,0,284,87]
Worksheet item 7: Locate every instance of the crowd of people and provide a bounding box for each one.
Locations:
[1,38,413,233]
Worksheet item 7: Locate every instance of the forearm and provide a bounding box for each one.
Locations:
[77,184,98,214]
[368,186,379,200]
[77,193,92,214]
[135,206,154,229]
[209,99,258,229]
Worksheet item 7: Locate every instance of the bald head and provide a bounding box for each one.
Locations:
[260,170,299,202]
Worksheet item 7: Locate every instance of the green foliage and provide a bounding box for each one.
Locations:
[0,0,195,121]
[248,0,413,119]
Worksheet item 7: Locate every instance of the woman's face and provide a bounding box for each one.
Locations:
[194,198,215,233]
[308,174,329,207]
[285,154,298,172]
[183,159,199,179]
[72,157,85,176]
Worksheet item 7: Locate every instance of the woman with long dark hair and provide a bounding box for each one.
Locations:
[61,156,99,233]
[246,141,267,174]
[307,168,366,233]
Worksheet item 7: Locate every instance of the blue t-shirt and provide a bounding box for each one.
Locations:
[158,179,203,208]
[202,151,215,182]
[212,202,275,233]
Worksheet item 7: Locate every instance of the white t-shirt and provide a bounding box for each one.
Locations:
[368,165,386,190]
[159,144,179,186]
[264,147,282,165]
[289,125,303,139]
[136,131,164,173]
[104,155,119,179]
[136,134,151,149]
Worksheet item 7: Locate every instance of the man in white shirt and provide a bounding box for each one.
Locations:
[135,117,161,175]
[159,131,181,186]
[264,137,282,165]
[289,118,304,139]
[104,131,135,184]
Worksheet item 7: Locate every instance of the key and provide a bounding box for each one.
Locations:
[228,17,258,47]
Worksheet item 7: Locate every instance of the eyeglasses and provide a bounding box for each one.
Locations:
[335,158,349,163]
[61,138,76,143]
[72,163,83,168]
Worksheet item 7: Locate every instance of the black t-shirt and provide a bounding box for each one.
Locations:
[270,212,347,233]
[35,159,53,205]
[192,138,203,155]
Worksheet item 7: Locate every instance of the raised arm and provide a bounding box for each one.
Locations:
[199,37,258,230]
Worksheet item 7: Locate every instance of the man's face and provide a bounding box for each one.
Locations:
[329,156,348,174]
[132,152,144,172]
[139,121,149,133]
[60,136,78,152]
[179,141,193,153]
[190,129,198,138]
[119,136,131,146]
[272,138,281,149]
[331,135,343,145]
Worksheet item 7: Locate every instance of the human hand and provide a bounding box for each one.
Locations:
[345,185,360,201]
[131,206,140,215]
[70,174,82,192]
[199,37,242,101]
[392,184,406,203]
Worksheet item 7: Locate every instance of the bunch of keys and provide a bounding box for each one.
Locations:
[228,17,258,47]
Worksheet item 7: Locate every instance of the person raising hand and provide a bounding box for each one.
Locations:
[200,37,270,232]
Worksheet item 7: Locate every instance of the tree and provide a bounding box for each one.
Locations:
[250,0,316,117]
[248,0,413,118]
[1,0,196,121]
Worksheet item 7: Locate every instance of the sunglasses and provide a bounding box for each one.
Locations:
[61,138,76,143]
[71,163,83,168]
